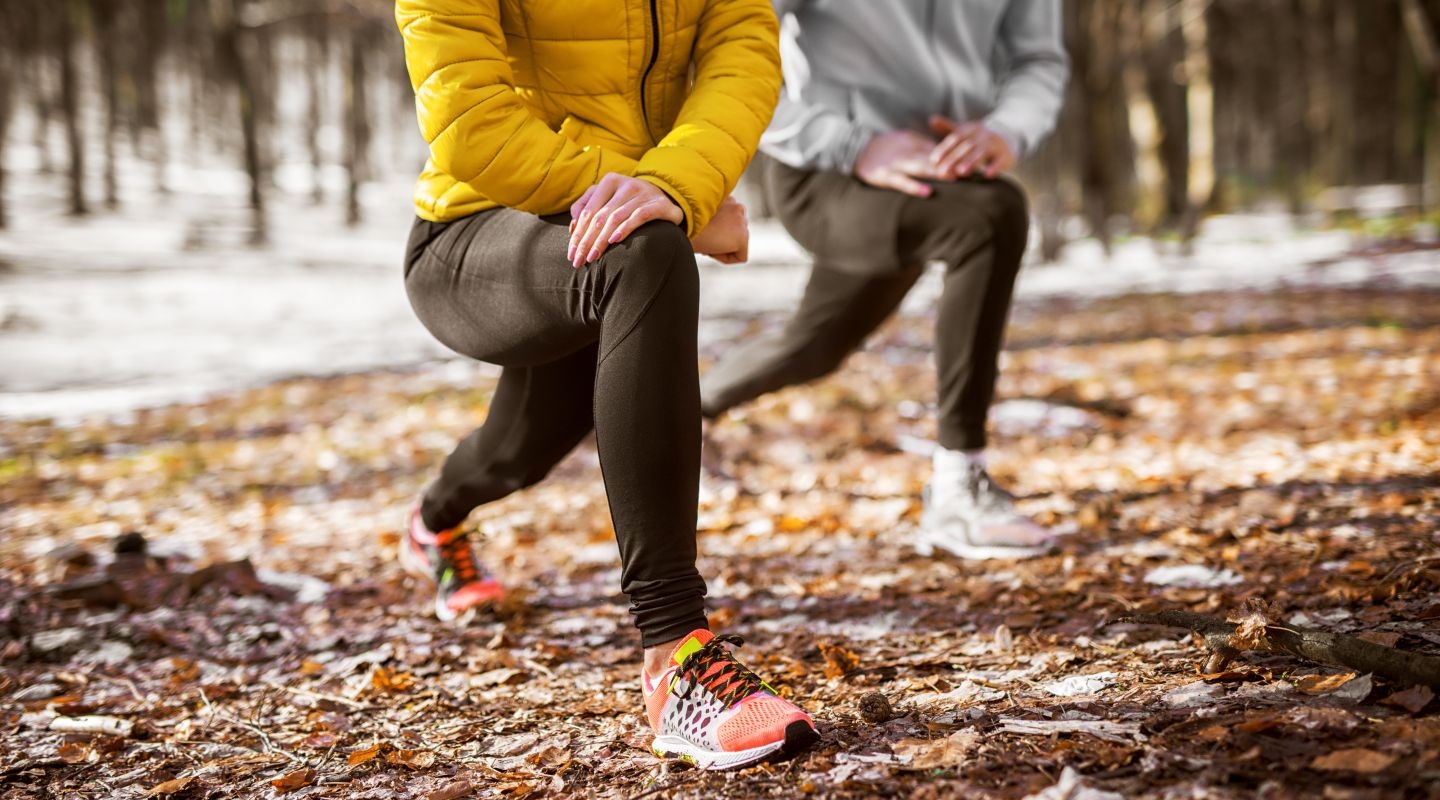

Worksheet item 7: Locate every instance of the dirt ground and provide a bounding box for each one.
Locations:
[2,282,1439,799]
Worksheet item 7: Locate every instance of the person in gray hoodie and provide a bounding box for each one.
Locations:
[701,0,1069,560]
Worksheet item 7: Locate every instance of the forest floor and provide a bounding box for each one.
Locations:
[3,271,1440,798]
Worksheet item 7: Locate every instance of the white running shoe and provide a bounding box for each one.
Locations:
[918,457,1056,560]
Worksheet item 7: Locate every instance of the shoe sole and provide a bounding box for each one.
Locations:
[652,720,819,771]
[915,522,1056,560]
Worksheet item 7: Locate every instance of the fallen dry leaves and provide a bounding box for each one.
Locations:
[1,282,1438,798]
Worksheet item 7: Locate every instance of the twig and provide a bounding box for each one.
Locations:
[198,689,303,763]
[1109,610,1440,688]
[265,682,370,710]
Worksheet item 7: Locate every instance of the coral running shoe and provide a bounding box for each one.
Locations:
[643,630,818,770]
[399,506,504,621]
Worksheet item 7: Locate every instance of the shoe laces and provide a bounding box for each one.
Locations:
[675,634,765,707]
[969,465,1019,516]
[434,529,482,584]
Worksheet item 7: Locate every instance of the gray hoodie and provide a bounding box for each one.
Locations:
[762,0,1069,173]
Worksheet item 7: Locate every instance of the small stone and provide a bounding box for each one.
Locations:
[858,691,893,724]
[31,628,86,655]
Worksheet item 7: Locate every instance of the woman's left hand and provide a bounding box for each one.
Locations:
[568,173,685,268]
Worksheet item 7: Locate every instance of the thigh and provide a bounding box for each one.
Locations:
[762,156,909,276]
[896,176,1030,267]
[788,262,924,344]
[404,209,598,368]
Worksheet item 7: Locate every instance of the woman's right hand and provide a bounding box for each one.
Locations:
[569,173,685,268]
[691,196,749,264]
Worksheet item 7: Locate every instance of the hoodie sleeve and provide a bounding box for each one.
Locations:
[757,0,876,174]
[983,0,1070,160]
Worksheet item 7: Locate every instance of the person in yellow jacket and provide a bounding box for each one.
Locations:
[394,0,817,770]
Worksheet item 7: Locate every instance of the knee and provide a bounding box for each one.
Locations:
[985,179,1031,248]
[605,220,698,300]
[930,180,1030,263]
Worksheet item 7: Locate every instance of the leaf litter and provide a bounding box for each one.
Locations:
[1,284,1439,797]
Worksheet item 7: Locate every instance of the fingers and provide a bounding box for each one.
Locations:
[954,142,991,179]
[568,185,596,234]
[569,176,622,266]
[931,126,984,178]
[568,174,689,267]
[604,200,669,247]
[883,169,933,198]
[572,197,634,267]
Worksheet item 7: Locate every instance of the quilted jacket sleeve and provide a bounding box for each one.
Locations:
[396,0,637,215]
[633,0,783,236]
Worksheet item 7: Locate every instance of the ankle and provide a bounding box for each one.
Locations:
[643,636,684,682]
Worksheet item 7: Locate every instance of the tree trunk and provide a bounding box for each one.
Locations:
[344,22,372,227]
[136,0,168,194]
[60,0,87,217]
[307,20,328,205]
[1141,0,1192,236]
[1402,0,1440,210]
[217,0,267,244]
[1181,0,1213,237]
[93,0,120,210]
[0,33,12,228]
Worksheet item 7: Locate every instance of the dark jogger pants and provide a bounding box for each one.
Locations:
[404,209,707,647]
[700,161,1030,451]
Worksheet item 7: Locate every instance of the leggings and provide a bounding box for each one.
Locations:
[701,167,1030,451]
[404,209,707,647]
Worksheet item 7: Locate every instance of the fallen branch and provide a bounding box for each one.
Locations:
[50,715,134,737]
[1108,611,1440,689]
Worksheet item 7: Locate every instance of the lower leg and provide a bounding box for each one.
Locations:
[589,224,709,648]
[700,265,922,417]
[421,346,598,532]
[930,182,1029,450]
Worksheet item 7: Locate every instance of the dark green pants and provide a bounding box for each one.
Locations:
[404,210,706,647]
[701,159,1030,451]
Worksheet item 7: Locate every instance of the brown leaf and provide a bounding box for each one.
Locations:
[471,668,526,689]
[57,741,92,764]
[425,780,475,800]
[1227,607,1271,651]
[147,776,194,797]
[892,730,981,769]
[1236,717,1283,734]
[1310,748,1397,773]
[271,767,316,793]
[1383,685,1435,715]
[1418,603,1440,621]
[347,743,388,766]
[818,642,860,679]
[1295,672,1359,696]
[371,667,416,694]
[386,749,437,770]
[1196,725,1229,743]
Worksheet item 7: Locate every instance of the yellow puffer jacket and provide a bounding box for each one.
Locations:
[396,0,782,237]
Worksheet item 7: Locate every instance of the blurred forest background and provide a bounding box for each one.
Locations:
[0,0,1438,256]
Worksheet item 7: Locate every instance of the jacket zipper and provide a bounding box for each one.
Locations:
[639,0,661,141]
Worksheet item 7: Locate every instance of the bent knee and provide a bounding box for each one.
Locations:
[984,179,1031,242]
[928,179,1030,256]
[603,220,698,296]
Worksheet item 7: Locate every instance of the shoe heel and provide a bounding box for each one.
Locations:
[914,537,935,557]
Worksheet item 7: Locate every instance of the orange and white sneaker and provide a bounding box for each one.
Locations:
[398,506,505,622]
[643,630,818,770]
